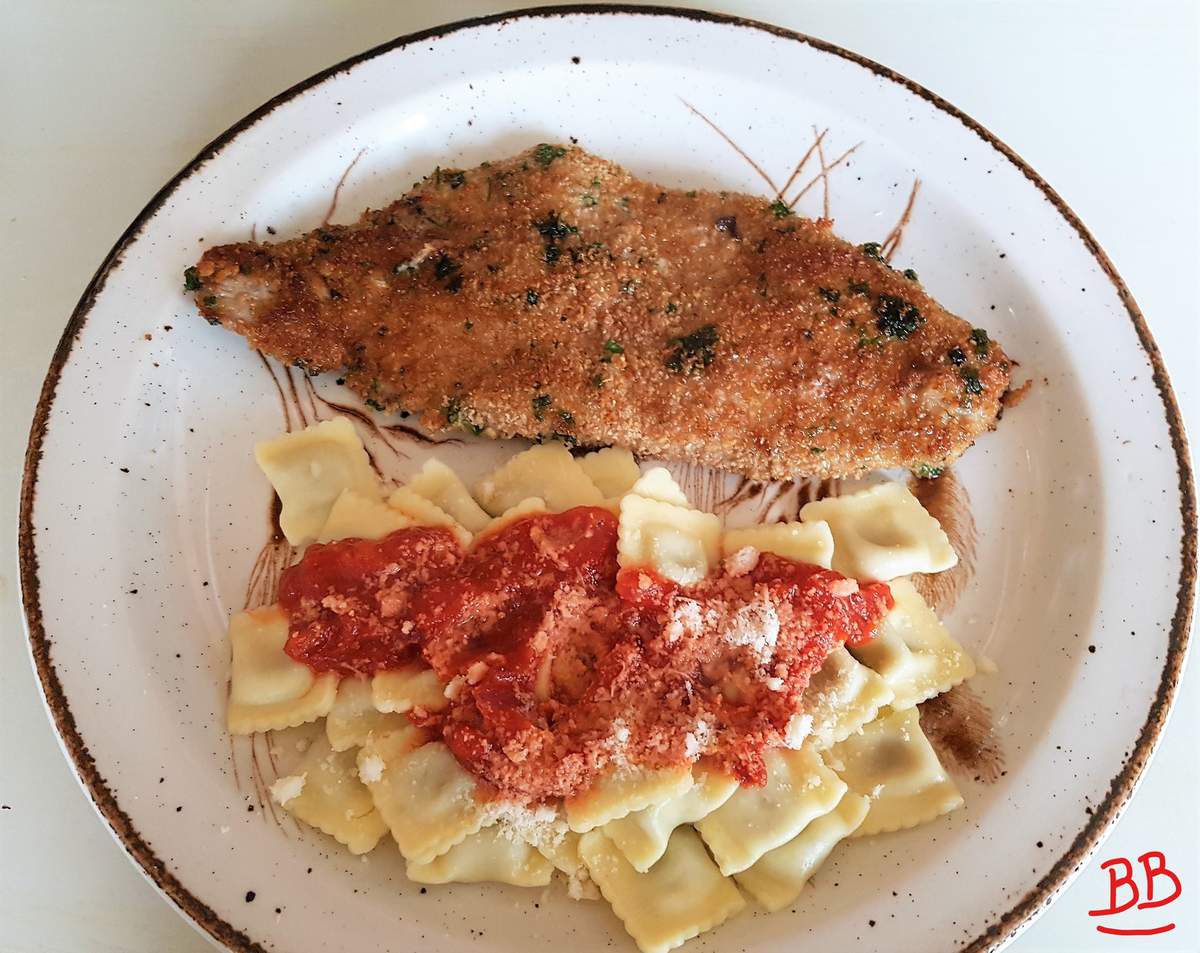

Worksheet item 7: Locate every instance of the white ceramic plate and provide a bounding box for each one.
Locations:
[19,8,1195,953]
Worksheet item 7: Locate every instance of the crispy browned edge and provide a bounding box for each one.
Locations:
[16,6,1195,952]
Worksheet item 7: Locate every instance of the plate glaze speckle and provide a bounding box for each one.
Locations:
[18,8,1195,953]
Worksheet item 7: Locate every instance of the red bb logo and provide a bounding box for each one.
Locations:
[1088,851,1183,936]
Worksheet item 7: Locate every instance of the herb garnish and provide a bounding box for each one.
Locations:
[861,242,884,261]
[768,199,793,218]
[591,374,605,388]
[447,171,466,189]
[183,267,201,291]
[533,211,578,268]
[202,295,218,308]
[915,464,943,479]
[969,327,990,358]
[848,281,871,296]
[581,193,599,207]
[960,367,984,395]
[526,289,540,306]
[818,287,840,303]
[532,394,553,421]
[665,324,719,375]
[946,346,967,366]
[874,294,924,340]
[534,144,567,166]
[443,396,462,425]
[558,409,575,426]
[715,216,740,239]
[903,268,919,281]
[603,339,624,355]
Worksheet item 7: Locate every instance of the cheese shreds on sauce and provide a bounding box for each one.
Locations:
[279,506,892,803]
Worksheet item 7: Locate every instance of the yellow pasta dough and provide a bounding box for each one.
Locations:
[827,707,963,837]
[628,466,690,507]
[360,738,488,863]
[278,734,388,855]
[802,647,895,748]
[372,665,448,714]
[617,494,721,586]
[385,486,472,547]
[580,827,745,953]
[227,605,338,735]
[579,447,641,498]
[325,676,409,751]
[317,488,411,543]
[799,482,957,581]
[254,417,381,546]
[476,497,548,537]
[406,823,554,887]
[734,791,870,911]
[602,769,738,872]
[696,747,847,875]
[850,578,976,709]
[565,764,693,834]
[473,443,604,516]
[404,457,493,533]
[721,521,834,570]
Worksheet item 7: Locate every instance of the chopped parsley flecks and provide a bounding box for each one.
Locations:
[558,409,575,426]
[960,367,984,395]
[603,339,624,355]
[526,289,540,306]
[620,279,636,295]
[903,268,919,282]
[665,324,719,375]
[534,211,578,268]
[553,431,578,448]
[860,242,884,261]
[969,327,991,358]
[665,302,677,314]
[534,143,567,167]
[874,294,924,340]
[534,212,578,241]
[685,190,698,198]
[183,267,201,291]
[443,396,462,426]
[947,345,967,366]
[715,216,740,239]
[365,398,385,412]
[464,321,473,332]
[202,295,218,308]
[447,171,466,189]
[581,193,599,207]
[818,287,840,303]
[768,199,793,219]
[848,280,871,296]
[915,464,944,479]
[591,374,605,388]
[809,447,825,454]
[532,393,553,421]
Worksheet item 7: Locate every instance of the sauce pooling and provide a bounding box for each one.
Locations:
[279,506,892,802]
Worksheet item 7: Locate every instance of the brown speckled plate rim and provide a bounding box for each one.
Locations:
[17,6,1196,953]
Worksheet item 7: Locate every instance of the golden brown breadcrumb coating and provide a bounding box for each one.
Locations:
[190,144,1009,479]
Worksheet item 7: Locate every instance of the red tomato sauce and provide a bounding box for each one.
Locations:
[279,506,892,802]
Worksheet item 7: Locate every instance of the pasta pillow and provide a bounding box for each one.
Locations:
[618,494,721,585]
[473,443,604,515]
[849,578,976,708]
[227,605,338,734]
[827,706,963,837]
[254,417,380,546]
[799,482,957,581]
[404,457,493,532]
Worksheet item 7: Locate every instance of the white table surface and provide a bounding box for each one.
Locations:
[2,2,1195,951]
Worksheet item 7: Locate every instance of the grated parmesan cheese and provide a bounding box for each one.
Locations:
[269,773,306,806]
[358,753,385,785]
